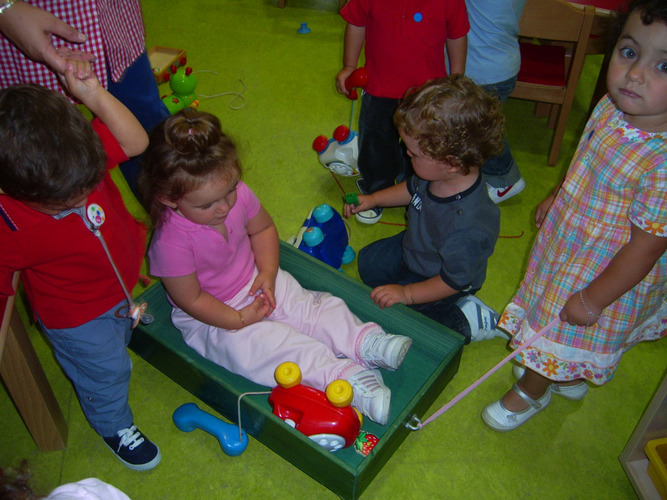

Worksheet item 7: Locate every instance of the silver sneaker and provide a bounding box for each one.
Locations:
[360,332,412,370]
[347,369,391,425]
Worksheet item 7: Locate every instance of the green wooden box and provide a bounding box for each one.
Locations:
[129,241,464,499]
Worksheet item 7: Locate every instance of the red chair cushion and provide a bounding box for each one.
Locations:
[518,42,567,86]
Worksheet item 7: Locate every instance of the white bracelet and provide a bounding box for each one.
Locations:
[0,0,18,15]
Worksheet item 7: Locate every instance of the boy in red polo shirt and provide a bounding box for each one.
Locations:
[0,60,159,471]
[335,0,469,223]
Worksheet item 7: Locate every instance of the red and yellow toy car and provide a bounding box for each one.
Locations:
[269,362,362,452]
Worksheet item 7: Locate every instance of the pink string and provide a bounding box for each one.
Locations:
[415,318,560,429]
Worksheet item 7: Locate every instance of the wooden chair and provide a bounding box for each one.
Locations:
[510,0,596,166]
[0,272,68,451]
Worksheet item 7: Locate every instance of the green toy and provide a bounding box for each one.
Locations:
[161,66,199,115]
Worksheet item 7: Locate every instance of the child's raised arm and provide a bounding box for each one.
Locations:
[61,59,148,158]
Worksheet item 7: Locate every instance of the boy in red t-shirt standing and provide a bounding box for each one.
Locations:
[336,0,469,223]
[0,60,159,471]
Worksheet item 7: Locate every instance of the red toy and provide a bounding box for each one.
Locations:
[269,362,362,452]
[344,67,368,100]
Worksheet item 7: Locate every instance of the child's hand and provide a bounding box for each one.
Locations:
[559,289,603,327]
[249,272,276,313]
[60,59,101,101]
[336,67,355,95]
[343,194,376,218]
[370,284,406,309]
[239,293,272,326]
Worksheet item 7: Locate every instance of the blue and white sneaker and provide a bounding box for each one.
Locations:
[103,424,161,471]
[456,295,509,342]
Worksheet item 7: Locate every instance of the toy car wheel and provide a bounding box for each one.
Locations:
[274,362,302,388]
[309,433,346,452]
[326,379,353,408]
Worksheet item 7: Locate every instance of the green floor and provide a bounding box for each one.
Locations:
[2,0,666,498]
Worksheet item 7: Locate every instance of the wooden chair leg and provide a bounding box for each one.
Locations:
[0,299,67,451]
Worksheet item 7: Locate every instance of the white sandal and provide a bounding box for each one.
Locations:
[482,383,552,432]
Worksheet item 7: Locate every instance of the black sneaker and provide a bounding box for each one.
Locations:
[103,424,161,471]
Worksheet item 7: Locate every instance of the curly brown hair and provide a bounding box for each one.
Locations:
[0,84,106,204]
[138,109,241,227]
[393,74,505,174]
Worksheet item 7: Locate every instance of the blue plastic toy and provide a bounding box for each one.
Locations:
[173,402,248,456]
[287,204,355,270]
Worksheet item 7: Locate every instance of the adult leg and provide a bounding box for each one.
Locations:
[107,51,170,196]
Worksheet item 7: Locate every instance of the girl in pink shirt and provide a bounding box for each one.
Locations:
[139,109,413,425]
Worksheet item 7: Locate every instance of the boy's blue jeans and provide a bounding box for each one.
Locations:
[358,232,473,343]
[480,77,522,188]
[40,302,135,437]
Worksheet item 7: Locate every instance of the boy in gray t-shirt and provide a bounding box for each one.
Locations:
[344,75,508,343]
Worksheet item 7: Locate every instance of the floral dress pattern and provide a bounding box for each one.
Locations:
[498,95,667,385]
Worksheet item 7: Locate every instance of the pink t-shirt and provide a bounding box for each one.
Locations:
[148,181,261,303]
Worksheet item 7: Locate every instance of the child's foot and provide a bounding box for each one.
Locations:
[103,424,161,471]
[360,332,412,371]
[355,207,382,224]
[486,177,526,204]
[455,295,508,342]
[347,369,391,425]
[355,177,382,224]
[481,383,552,431]
[513,365,588,400]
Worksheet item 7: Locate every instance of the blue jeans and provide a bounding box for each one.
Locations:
[40,302,135,437]
[358,232,473,343]
[108,51,170,196]
[480,77,522,188]
[357,93,411,193]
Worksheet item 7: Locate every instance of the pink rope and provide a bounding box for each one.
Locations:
[414,318,559,429]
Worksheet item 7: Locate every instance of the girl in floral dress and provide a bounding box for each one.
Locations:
[482,0,667,431]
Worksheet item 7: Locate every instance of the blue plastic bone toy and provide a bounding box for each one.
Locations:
[287,204,355,270]
[172,402,248,456]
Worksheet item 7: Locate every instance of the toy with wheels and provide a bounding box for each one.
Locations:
[312,125,359,177]
[269,362,361,452]
[312,68,368,176]
[161,66,199,115]
[286,204,355,270]
[173,402,248,456]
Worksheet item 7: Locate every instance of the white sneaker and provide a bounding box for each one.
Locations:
[354,177,382,224]
[456,295,508,342]
[360,332,412,371]
[355,207,382,224]
[347,369,391,425]
[487,177,526,204]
